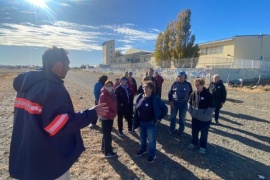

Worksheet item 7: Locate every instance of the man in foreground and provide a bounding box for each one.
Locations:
[9,46,108,180]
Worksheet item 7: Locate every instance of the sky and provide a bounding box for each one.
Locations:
[1,0,270,67]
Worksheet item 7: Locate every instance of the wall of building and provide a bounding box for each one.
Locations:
[102,40,115,64]
[210,68,270,82]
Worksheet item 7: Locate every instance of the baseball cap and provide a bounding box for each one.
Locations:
[177,71,186,76]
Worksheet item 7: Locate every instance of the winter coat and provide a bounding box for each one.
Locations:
[9,70,97,180]
[208,80,227,109]
[94,81,103,102]
[114,85,133,115]
[155,74,164,88]
[133,93,168,129]
[188,87,215,122]
[99,87,117,120]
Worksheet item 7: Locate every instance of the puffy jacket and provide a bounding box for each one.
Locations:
[188,87,215,122]
[99,87,117,120]
[133,93,168,129]
[9,70,97,180]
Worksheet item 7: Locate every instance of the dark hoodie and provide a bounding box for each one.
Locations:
[9,70,97,180]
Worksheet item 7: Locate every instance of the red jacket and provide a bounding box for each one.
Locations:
[155,75,164,88]
[99,87,117,120]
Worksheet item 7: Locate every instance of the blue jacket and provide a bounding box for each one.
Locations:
[9,70,97,180]
[94,81,103,102]
[133,93,168,129]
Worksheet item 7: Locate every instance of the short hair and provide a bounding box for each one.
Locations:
[142,75,152,82]
[104,80,113,86]
[98,75,108,85]
[144,81,156,93]
[213,74,220,79]
[42,46,68,71]
[193,78,205,86]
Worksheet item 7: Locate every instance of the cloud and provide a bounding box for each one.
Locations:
[0,20,158,52]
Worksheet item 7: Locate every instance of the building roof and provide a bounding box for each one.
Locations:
[199,34,270,46]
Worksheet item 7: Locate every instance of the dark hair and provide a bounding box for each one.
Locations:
[98,75,108,85]
[144,80,156,94]
[42,46,68,71]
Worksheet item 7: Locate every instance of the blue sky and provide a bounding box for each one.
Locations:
[1,0,270,67]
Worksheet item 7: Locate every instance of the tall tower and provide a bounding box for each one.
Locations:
[102,40,115,64]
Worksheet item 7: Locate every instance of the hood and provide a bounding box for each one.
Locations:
[13,70,47,93]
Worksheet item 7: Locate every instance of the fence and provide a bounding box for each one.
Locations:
[197,57,270,71]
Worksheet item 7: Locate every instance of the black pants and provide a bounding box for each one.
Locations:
[92,100,98,125]
[214,108,220,123]
[101,120,113,154]
[191,118,211,149]
[117,111,132,132]
[156,86,162,99]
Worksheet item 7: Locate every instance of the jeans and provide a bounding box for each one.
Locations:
[139,121,157,157]
[169,102,187,133]
[215,108,220,123]
[101,120,113,154]
[191,118,211,149]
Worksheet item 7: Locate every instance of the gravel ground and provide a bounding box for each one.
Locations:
[0,69,269,180]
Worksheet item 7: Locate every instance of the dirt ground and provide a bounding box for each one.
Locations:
[0,68,269,180]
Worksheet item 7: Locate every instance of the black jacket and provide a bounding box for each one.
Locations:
[115,85,133,116]
[9,70,97,180]
[208,80,227,109]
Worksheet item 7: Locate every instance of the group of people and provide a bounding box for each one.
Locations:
[168,71,227,154]
[92,69,167,163]
[9,46,227,180]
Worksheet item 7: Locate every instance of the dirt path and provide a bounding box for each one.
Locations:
[0,69,269,180]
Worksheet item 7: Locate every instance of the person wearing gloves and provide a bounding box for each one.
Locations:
[9,46,108,180]
[133,81,168,163]
[99,80,118,158]
[187,78,215,154]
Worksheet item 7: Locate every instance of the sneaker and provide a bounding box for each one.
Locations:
[118,130,124,137]
[146,156,156,163]
[105,152,117,158]
[169,130,176,135]
[188,143,197,149]
[199,147,206,154]
[136,149,148,157]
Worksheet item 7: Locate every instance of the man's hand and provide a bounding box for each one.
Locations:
[94,103,109,116]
